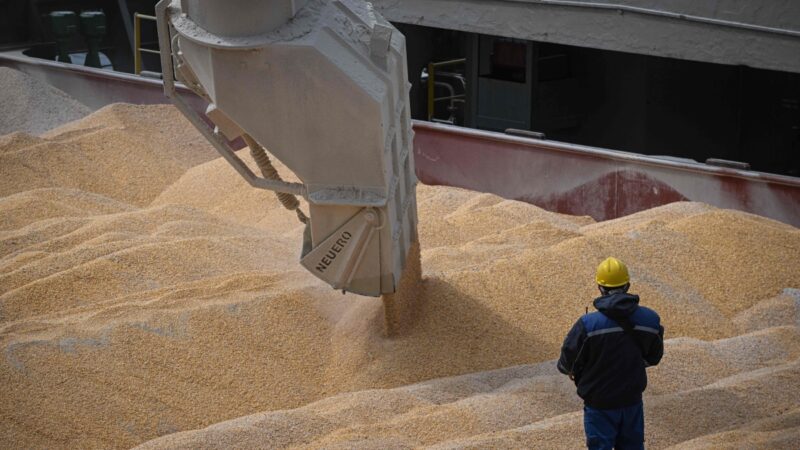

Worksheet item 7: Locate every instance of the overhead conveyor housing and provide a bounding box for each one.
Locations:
[155,0,419,297]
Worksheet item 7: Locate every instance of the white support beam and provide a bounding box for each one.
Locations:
[373,0,800,73]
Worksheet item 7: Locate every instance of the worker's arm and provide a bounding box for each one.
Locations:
[557,319,586,377]
[643,324,664,367]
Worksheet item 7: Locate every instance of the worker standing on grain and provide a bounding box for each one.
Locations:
[557,257,664,450]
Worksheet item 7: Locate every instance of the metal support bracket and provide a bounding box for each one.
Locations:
[155,0,306,197]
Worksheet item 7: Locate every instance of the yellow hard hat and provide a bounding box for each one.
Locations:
[596,257,630,288]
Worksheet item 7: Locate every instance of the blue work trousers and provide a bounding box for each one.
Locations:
[583,402,645,450]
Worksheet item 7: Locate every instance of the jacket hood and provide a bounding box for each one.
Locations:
[593,292,640,319]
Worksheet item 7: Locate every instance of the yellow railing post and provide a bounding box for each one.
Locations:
[427,62,435,121]
[134,13,158,75]
[134,13,141,74]
[426,58,466,122]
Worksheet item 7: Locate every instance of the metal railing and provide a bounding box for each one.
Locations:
[426,58,466,121]
[134,13,159,75]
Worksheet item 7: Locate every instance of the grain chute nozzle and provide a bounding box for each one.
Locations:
[155,0,419,299]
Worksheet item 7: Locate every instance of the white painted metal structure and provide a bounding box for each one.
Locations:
[373,0,800,74]
[155,0,418,296]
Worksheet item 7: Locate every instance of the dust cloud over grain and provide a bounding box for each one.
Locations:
[1,104,799,449]
[0,67,90,136]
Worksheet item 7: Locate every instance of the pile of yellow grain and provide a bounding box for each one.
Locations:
[0,67,90,135]
[137,299,800,449]
[1,104,798,449]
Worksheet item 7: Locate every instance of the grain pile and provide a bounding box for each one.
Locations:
[1,103,217,207]
[0,67,91,135]
[137,309,800,449]
[1,104,799,449]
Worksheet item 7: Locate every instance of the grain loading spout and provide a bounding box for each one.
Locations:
[155,0,419,323]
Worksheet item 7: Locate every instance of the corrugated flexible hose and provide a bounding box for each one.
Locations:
[242,134,309,225]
